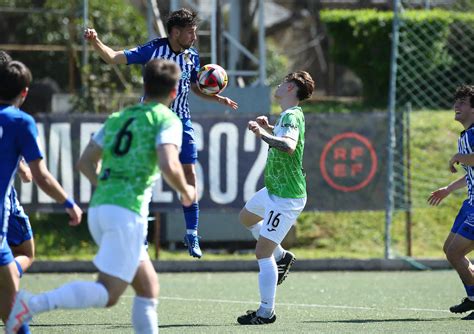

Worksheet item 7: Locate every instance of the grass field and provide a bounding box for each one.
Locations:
[1,271,472,333]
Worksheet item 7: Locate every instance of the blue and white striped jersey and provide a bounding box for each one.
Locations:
[458,125,474,205]
[124,38,200,119]
[0,105,42,248]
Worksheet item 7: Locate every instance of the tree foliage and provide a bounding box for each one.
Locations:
[1,0,147,112]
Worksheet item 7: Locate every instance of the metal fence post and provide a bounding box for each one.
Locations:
[385,0,401,259]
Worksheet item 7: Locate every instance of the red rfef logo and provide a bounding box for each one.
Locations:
[319,132,378,192]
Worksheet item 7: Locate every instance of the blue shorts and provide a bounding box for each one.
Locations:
[7,209,33,247]
[0,239,14,266]
[179,118,198,165]
[451,200,474,240]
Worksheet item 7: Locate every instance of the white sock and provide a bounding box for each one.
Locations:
[247,221,263,240]
[273,245,285,262]
[257,257,277,315]
[29,281,109,314]
[132,296,158,334]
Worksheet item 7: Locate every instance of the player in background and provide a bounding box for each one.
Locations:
[84,8,239,258]
[237,71,314,325]
[0,50,36,290]
[0,60,82,334]
[428,85,474,321]
[7,59,195,334]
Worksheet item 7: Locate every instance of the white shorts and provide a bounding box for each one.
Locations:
[245,187,306,244]
[88,205,149,283]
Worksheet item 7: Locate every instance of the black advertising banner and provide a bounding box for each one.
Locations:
[17,112,387,212]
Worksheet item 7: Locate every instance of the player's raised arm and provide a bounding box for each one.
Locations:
[84,28,127,65]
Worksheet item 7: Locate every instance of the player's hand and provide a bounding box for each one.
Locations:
[256,116,272,131]
[216,95,238,110]
[66,204,83,226]
[180,184,196,207]
[449,154,460,173]
[18,160,32,183]
[248,121,263,138]
[427,187,450,206]
[84,28,98,42]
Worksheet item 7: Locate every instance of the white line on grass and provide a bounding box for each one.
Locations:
[155,296,450,313]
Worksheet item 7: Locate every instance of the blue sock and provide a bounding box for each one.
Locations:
[183,202,199,232]
[464,284,474,299]
[15,259,23,278]
[17,323,31,334]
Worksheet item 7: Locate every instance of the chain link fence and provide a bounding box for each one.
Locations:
[389,0,474,255]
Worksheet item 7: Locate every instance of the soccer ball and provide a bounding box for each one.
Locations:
[197,64,228,95]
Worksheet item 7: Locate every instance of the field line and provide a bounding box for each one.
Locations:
[153,296,451,313]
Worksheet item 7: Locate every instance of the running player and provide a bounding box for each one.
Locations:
[0,51,36,287]
[7,59,195,334]
[237,71,314,325]
[84,8,239,258]
[428,84,474,321]
[0,60,82,334]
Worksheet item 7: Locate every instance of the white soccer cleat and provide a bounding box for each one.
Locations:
[5,290,34,334]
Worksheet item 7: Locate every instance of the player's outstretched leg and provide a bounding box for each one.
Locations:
[450,297,474,314]
[6,290,34,334]
[276,250,296,285]
[237,310,277,325]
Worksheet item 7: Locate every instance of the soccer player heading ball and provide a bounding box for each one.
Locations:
[237,71,314,325]
[84,8,239,258]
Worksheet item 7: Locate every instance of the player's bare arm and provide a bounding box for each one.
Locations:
[428,175,466,206]
[28,158,82,225]
[190,83,238,110]
[77,139,103,187]
[84,28,127,65]
[17,159,32,183]
[157,144,196,206]
[248,121,296,154]
[449,153,474,173]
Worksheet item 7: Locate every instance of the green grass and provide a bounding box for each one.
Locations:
[1,271,470,333]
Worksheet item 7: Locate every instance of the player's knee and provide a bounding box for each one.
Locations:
[255,246,273,259]
[445,247,463,264]
[443,243,450,257]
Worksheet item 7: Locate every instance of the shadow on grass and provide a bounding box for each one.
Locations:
[303,317,459,324]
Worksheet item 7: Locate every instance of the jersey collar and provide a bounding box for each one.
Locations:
[461,123,474,136]
[166,38,189,56]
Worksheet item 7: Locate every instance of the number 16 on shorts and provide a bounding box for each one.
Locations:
[266,210,281,232]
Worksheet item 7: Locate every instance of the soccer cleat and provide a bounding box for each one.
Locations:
[6,290,34,334]
[276,251,296,285]
[237,310,277,325]
[449,297,474,314]
[462,311,474,320]
[183,233,202,258]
